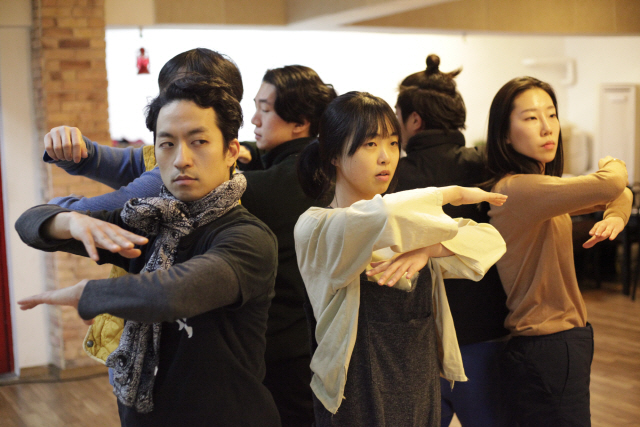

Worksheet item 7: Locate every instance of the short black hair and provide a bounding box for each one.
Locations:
[262,65,336,136]
[158,48,243,102]
[146,75,243,152]
[396,54,465,132]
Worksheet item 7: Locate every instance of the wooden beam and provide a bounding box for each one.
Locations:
[287,0,458,28]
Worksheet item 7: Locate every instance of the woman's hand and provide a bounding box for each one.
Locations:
[441,186,508,207]
[366,243,454,287]
[44,126,88,163]
[18,280,93,324]
[583,216,625,248]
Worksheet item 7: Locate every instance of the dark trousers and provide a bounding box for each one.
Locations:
[263,355,315,427]
[440,340,506,427]
[501,324,594,427]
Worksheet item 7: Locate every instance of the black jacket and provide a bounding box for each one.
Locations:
[240,137,324,361]
[395,130,509,345]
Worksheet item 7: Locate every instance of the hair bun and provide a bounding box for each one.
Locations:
[426,54,440,75]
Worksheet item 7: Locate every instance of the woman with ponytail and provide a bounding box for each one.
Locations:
[294,91,508,426]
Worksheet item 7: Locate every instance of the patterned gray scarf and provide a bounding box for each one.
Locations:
[105,173,246,413]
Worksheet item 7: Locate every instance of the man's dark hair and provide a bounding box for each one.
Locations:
[396,54,466,132]
[262,65,337,137]
[146,75,243,152]
[158,48,244,102]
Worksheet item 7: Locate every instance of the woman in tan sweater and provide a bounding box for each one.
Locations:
[484,76,632,426]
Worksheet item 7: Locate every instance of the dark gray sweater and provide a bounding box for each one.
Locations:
[16,204,281,427]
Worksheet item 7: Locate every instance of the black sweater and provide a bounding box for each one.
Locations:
[395,130,509,345]
[16,204,281,427]
[240,137,324,361]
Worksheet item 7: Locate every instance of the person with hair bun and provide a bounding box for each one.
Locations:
[394,54,510,427]
[295,91,508,426]
[485,76,632,426]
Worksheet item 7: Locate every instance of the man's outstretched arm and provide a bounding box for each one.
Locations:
[19,221,278,324]
[44,126,148,189]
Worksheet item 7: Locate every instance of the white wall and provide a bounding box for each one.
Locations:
[0,27,50,372]
[105,29,575,147]
[565,36,640,176]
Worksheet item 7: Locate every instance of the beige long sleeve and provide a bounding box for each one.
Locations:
[489,161,632,336]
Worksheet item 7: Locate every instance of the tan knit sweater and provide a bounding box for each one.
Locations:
[489,160,632,336]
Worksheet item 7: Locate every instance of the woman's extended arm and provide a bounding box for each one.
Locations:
[439,186,507,207]
[495,159,629,226]
[295,187,460,312]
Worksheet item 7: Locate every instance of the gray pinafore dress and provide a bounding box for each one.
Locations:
[312,269,440,426]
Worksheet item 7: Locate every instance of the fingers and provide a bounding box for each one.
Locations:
[584,222,610,249]
[18,290,61,310]
[69,214,148,261]
[608,227,622,241]
[376,257,418,287]
[44,126,86,163]
[237,146,252,164]
[78,229,100,261]
[44,130,59,161]
[583,234,606,249]
[118,248,143,259]
[584,217,626,248]
[366,260,392,276]
[377,261,404,286]
[97,225,147,251]
[588,218,624,242]
[17,294,45,310]
[487,193,508,206]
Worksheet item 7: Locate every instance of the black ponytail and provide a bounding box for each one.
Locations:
[297,139,333,200]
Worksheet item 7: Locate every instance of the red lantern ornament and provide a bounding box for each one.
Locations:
[137,47,150,75]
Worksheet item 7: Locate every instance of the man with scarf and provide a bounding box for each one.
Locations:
[15,76,281,427]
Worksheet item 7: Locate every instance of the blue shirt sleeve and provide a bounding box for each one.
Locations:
[43,137,147,190]
[49,168,164,211]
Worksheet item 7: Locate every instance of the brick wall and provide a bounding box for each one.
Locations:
[31,0,113,372]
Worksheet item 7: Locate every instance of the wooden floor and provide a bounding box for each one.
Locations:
[1,285,639,427]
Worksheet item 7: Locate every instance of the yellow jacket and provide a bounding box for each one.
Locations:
[82,145,157,363]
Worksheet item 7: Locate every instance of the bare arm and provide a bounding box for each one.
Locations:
[367,243,454,286]
[439,186,507,207]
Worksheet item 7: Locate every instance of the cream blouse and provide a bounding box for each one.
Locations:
[294,187,506,413]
